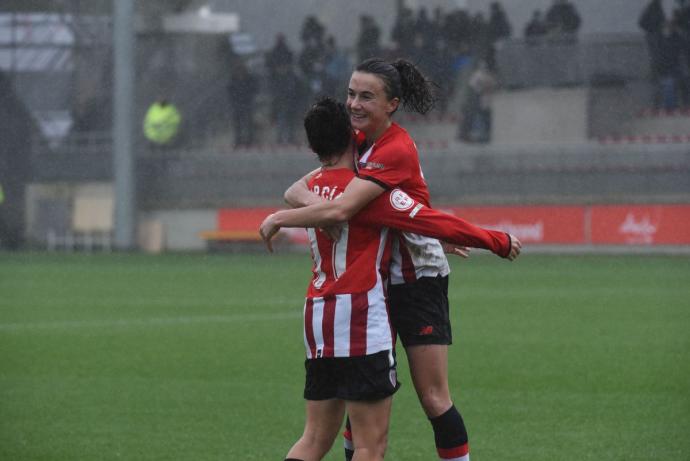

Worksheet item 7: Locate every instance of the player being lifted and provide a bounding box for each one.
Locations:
[260,97,520,461]
[273,57,520,461]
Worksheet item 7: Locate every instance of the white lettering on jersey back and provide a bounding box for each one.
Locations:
[313,184,342,201]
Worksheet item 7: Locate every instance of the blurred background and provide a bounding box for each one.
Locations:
[1,0,689,253]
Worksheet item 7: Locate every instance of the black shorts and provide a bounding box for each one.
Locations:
[389,275,452,348]
[304,349,400,401]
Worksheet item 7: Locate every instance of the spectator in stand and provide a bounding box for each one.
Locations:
[459,60,497,143]
[266,33,299,142]
[227,59,259,147]
[391,6,416,55]
[524,9,548,40]
[301,15,325,45]
[429,7,455,115]
[657,20,684,110]
[672,1,690,107]
[486,1,511,72]
[323,36,351,99]
[356,15,382,62]
[545,0,582,37]
[469,12,492,68]
[411,7,437,76]
[639,0,667,82]
[299,15,328,98]
[444,8,472,53]
[488,1,512,42]
[266,33,294,75]
[299,41,326,97]
[270,62,305,145]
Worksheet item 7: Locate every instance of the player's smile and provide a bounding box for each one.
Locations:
[346,71,399,142]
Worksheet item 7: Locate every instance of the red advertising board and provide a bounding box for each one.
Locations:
[590,205,690,245]
[213,204,690,246]
[443,206,586,244]
[217,207,279,231]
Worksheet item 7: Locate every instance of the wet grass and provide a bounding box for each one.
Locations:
[1,251,688,460]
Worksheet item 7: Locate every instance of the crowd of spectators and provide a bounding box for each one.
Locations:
[217,1,587,147]
[639,0,690,110]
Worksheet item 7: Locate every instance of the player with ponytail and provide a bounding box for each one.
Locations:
[281,58,520,461]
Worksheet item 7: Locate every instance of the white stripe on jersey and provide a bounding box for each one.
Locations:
[305,228,394,359]
[332,224,349,279]
[359,144,374,163]
[366,227,393,355]
[304,292,393,357]
[332,294,351,354]
[308,228,326,289]
[311,297,325,358]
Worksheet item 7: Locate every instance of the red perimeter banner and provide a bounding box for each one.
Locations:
[443,204,690,245]
[443,206,586,244]
[590,205,690,245]
[216,204,690,246]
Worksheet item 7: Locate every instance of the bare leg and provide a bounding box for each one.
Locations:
[346,396,392,461]
[286,399,346,461]
[406,344,470,459]
[405,344,452,417]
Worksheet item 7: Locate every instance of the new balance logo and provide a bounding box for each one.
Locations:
[418,326,434,335]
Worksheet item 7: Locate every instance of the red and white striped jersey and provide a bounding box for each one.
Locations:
[303,167,511,358]
[304,167,394,358]
[356,123,450,285]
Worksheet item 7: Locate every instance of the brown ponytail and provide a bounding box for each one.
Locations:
[355,57,437,114]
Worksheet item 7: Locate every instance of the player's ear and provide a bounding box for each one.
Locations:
[387,97,400,115]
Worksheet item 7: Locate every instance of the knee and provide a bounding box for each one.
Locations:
[418,387,452,417]
[298,431,335,458]
[354,436,388,461]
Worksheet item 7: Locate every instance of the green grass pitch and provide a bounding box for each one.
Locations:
[1,251,689,460]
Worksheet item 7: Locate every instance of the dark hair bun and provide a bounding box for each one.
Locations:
[304,96,352,161]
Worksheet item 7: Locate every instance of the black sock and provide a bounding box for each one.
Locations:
[429,405,470,459]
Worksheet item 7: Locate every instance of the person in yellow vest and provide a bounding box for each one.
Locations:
[0,182,4,205]
[143,99,181,146]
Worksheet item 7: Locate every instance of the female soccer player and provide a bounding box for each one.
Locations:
[279,58,520,461]
[263,97,520,461]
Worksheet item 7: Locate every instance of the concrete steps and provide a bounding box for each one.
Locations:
[595,108,690,144]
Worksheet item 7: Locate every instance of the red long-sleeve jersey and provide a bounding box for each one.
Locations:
[302,167,510,359]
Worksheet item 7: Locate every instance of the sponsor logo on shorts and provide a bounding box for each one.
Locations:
[390,189,415,211]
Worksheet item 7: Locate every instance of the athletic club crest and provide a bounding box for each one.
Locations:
[390,189,415,211]
[389,368,397,387]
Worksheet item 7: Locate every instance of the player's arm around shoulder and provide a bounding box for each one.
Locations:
[284,167,323,208]
[329,176,387,222]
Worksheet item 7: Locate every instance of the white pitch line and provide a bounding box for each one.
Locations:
[0,311,302,332]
